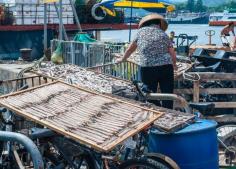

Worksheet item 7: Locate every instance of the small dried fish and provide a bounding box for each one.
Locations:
[36,63,134,94]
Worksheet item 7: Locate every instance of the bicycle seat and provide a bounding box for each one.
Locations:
[193,62,221,72]
[30,128,56,140]
[189,102,215,116]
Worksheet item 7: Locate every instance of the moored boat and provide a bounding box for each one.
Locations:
[166,11,209,24]
[209,9,236,26]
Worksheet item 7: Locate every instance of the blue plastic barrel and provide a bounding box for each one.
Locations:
[149,119,218,169]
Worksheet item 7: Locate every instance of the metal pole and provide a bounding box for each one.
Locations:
[69,0,82,32]
[0,131,44,169]
[44,3,47,50]
[59,0,63,40]
[128,0,133,42]
[54,2,68,40]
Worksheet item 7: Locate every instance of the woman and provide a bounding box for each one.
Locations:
[117,13,177,109]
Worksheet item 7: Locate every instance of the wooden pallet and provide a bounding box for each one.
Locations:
[0,81,163,152]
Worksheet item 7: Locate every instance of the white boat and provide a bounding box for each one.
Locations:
[166,11,209,24]
[209,9,236,26]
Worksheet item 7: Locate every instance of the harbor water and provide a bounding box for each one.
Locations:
[101,24,231,45]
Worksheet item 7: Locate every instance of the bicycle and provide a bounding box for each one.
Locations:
[0,105,180,169]
[0,79,180,169]
[133,80,236,167]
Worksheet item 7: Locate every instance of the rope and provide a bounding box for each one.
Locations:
[183,72,200,82]
[14,56,46,92]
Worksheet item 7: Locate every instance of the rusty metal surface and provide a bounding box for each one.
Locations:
[0,81,162,152]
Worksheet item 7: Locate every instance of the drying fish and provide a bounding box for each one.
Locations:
[0,81,161,152]
[35,63,134,94]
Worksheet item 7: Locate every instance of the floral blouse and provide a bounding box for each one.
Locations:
[133,25,173,67]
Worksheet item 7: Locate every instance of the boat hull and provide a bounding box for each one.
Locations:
[168,15,209,24]
[0,30,53,60]
[209,21,236,26]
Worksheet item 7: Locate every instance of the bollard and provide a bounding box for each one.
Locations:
[205,30,216,46]
[20,48,32,61]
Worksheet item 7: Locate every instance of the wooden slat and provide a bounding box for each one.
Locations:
[174,89,193,95]
[193,81,200,102]
[175,88,236,95]
[213,102,236,108]
[0,75,42,83]
[188,102,236,108]
[181,72,236,81]
[207,115,236,123]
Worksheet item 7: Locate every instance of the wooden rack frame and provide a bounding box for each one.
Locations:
[0,81,163,152]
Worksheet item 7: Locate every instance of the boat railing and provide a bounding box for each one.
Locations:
[0,2,74,25]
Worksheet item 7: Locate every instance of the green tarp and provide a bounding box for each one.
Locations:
[73,33,96,43]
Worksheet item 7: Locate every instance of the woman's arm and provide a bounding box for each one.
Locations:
[168,47,177,70]
[119,41,137,62]
[221,26,227,35]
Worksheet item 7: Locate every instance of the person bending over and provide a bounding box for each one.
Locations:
[117,14,177,109]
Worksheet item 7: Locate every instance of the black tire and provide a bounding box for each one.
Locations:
[145,153,180,169]
[119,159,160,169]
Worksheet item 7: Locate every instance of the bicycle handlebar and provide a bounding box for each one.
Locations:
[133,81,191,113]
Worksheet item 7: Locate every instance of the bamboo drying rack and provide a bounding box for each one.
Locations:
[0,81,163,152]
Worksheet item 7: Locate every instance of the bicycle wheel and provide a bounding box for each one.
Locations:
[145,153,180,169]
[217,125,236,143]
[217,125,236,166]
[119,159,160,169]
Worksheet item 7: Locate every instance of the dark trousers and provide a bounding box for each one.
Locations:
[140,64,174,109]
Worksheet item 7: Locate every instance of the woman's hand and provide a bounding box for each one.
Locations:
[116,57,125,63]
[112,53,124,63]
[112,53,122,58]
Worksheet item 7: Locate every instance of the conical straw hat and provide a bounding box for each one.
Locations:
[138,13,168,31]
